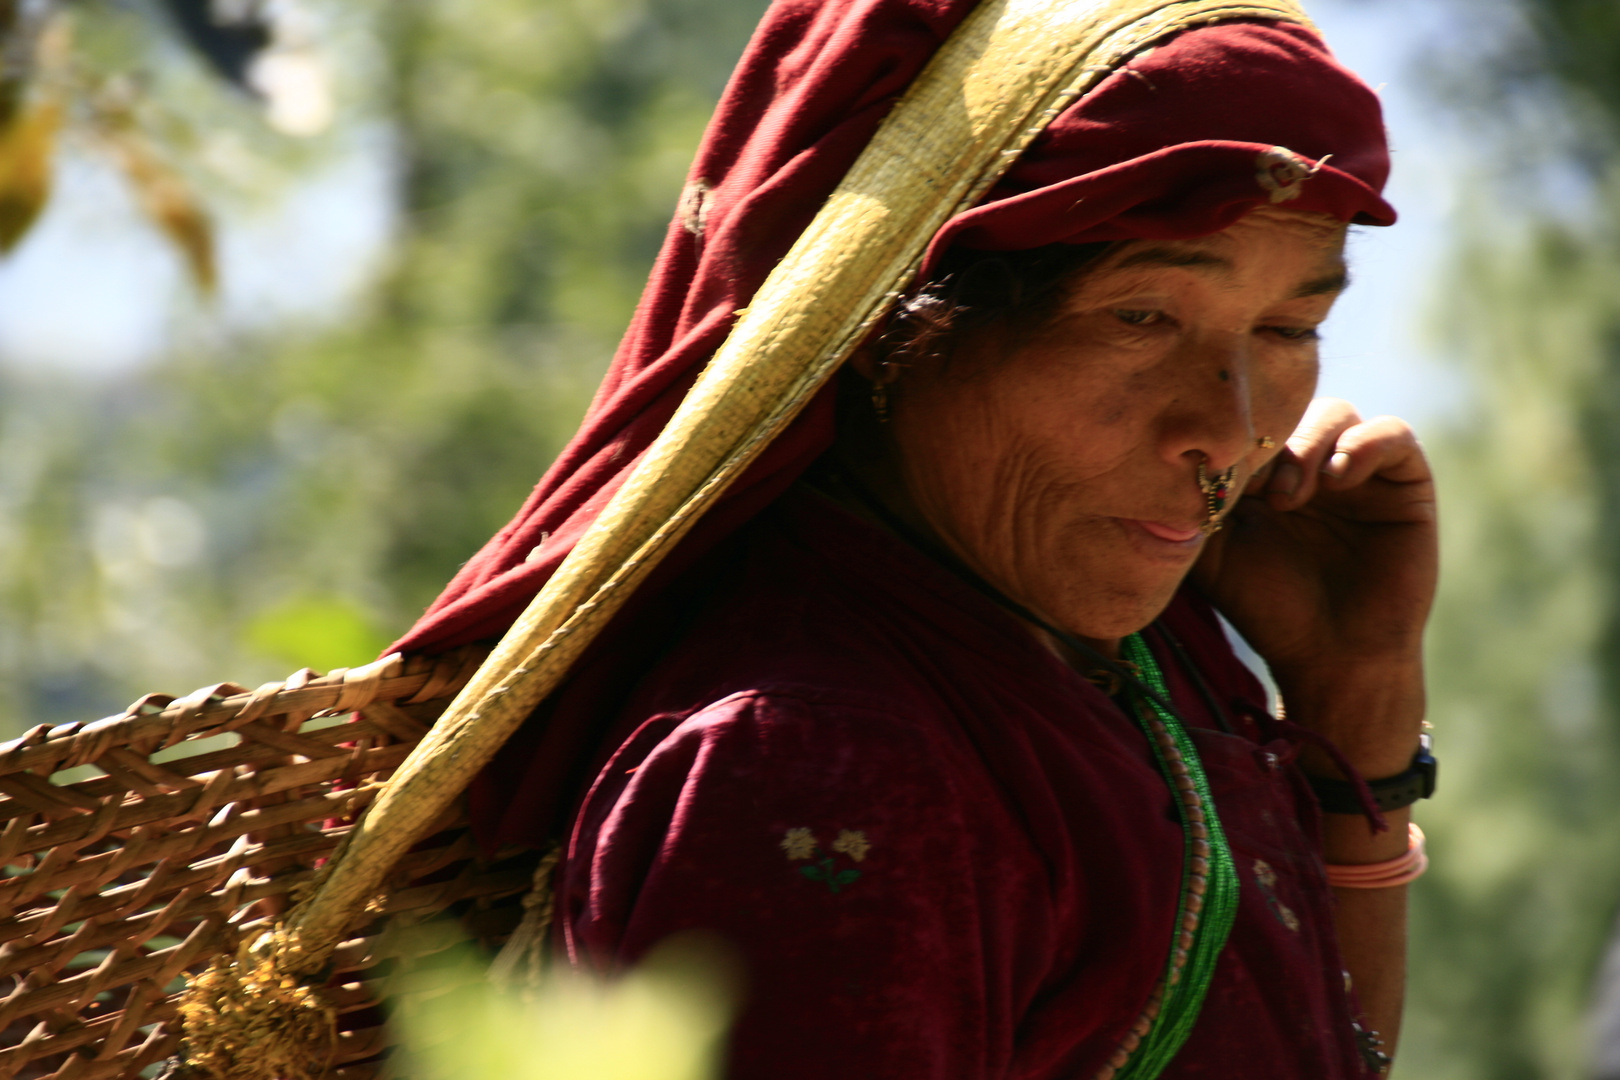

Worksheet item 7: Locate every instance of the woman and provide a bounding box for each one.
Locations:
[393,3,1436,1077]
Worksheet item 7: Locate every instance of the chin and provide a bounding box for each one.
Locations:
[1049,568,1189,642]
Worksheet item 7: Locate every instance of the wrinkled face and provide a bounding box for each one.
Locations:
[889,207,1347,643]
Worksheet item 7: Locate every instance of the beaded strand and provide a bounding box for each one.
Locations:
[1094,634,1240,1080]
[1093,709,1209,1078]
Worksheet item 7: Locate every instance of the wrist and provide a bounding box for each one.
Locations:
[1273,657,1425,780]
[1307,734,1435,816]
[1323,805,1412,865]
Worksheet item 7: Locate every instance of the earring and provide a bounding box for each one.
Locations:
[871,360,898,423]
[871,381,890,423]
[1197,460,1237,536]
[1257,435,1276,450]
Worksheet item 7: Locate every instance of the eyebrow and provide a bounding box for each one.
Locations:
[1112,247,1233,274]
[1290,268,1350,299]
[1111,246,1350,299]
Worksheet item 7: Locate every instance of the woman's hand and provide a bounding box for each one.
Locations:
[1192,397,1437,778]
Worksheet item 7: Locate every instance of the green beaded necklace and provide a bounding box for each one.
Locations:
[1099,634,1241,1080]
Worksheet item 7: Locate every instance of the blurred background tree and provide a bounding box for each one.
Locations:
[0,0,766,728]
[1395,0,1620,1077]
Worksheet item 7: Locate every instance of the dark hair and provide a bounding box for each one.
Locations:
[874,240,1114,371]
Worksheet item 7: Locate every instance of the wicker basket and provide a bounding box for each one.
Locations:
[0,649,536,1080]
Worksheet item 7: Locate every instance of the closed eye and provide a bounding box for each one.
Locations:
[1260,325,1320,342]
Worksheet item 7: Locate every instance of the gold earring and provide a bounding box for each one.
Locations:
[1257,435,1276,450]
[871,360,899,423]
[871,380,889,423]
[1197,460,1237,536]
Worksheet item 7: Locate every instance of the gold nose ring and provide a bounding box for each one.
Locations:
[1197,461,1237,536]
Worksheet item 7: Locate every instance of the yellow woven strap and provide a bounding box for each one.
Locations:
[177,1,1312,1076]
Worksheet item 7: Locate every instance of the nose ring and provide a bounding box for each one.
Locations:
[1257,435,1276,450]
[1197,461,1237,536]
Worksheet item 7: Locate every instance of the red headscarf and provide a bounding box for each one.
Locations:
[392,0,1392,659]
[391,0,1393,847]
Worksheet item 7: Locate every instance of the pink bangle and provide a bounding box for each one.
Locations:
[1325,823,1428,889]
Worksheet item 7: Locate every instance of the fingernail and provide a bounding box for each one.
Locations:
[1323,452,1351,477]
[1270,461,1301,496]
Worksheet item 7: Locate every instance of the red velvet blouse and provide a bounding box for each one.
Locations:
[555,487,1376,1078]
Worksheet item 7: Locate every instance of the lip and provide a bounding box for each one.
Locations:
[1119,518,1205,551]
[1136,520,1202,543]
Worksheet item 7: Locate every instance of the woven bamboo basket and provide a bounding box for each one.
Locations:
[0,648,532,1080]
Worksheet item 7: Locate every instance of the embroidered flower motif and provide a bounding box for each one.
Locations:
[781,827,870,893]
[781,827,817,860]
[831,829,871,863]
[1252,859,1299,933]
[800,858,860,893]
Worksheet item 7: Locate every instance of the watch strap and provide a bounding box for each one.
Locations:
[1309,735,1436,815]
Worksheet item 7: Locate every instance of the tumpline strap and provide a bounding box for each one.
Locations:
[1105,634,1241,1080]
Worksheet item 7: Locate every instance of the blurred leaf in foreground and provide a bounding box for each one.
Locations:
[242,595,392,674]
[391,937,736,1080]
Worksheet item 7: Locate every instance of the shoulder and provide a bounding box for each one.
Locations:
[597,686,980,819]
[564,685,1046,958]
[571,686,1022,905]
[561,689,1058,1076]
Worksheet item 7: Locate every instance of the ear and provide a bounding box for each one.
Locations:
[846,344,881,382]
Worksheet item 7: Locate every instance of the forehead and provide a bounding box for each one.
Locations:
[1114,206,1345,260]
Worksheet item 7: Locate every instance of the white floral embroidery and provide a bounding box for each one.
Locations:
[781,827,817,860]
[831,829,871,863]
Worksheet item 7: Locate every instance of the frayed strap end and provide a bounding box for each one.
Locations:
[1270,718,1389,834]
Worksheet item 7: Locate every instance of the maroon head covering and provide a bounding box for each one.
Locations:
[389,0,1394,846]
[393,0,1391,659]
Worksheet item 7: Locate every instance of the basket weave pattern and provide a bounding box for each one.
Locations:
[0,650,527,1080]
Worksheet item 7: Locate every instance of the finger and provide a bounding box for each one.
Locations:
[1242,456,1276,496]
[1317,415,1432,491]
[1266,397,1362,509]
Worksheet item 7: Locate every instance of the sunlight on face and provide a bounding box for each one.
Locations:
[890,207,1349,644]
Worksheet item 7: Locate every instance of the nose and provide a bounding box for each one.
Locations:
[1158,331,1255,475]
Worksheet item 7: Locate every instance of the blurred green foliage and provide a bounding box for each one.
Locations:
[242,594,391,673]
[390,938,735,1080]
[1395,2,1620,1077]
[0,0,764,729]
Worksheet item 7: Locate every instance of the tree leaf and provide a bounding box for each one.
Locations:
[108,128,217,293]
[0,102,58,253]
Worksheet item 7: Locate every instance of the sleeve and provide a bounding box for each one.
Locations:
[557,690,1050,1080]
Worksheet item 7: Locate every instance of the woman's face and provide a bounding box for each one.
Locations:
[888,207,1348,644]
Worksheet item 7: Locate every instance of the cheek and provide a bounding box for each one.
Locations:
[891,346,1157,537]
[901,354,1136,479]
[891,370,1033,519]
[1251,349,1320,431]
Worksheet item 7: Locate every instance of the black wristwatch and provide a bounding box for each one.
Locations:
[1308,734,1436,815]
